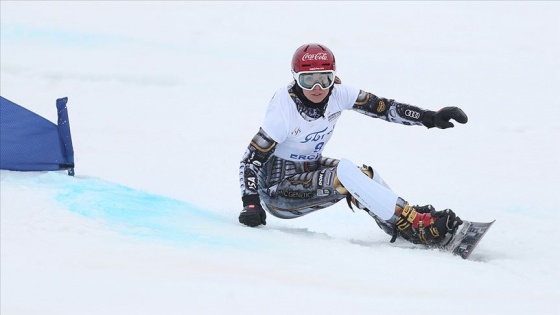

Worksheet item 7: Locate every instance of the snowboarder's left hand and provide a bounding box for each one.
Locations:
[423,107,468,129]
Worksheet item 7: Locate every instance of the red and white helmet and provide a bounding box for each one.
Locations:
[291,43,336,73]
[291,44,336,90]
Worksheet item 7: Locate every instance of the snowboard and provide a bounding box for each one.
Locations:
[337,157,494,259]
[441,220,495,259]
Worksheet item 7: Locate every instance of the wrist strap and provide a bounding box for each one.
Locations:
[242,194,261,207]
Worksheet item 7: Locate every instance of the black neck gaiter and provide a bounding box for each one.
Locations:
[289,82,334,119]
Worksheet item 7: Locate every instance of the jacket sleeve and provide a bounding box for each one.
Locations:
[352,90,436,127]
[239,128,277,206]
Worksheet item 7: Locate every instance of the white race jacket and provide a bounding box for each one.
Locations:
[261,84,360,162]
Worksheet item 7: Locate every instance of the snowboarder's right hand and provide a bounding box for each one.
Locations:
[239,204,267,227]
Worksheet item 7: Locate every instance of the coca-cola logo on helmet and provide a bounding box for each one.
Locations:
[301,52,328,61]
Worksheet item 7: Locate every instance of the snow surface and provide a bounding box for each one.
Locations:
[1,2,559,314]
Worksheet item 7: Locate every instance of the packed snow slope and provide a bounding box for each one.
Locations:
[1,2,559,315]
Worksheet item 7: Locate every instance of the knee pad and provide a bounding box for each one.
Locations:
[336,158,398,220]
[334,162,390,195]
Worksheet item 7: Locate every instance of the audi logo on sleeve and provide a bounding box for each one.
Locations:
[404,109,421,120]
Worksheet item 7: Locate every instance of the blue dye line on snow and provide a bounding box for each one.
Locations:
[1,24,132,47]
[43,173,238,247]
[1,23,185,53]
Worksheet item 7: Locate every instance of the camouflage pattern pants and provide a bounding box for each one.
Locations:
[258,155,348,219]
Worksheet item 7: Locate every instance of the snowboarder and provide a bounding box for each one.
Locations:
[238,43,468,246]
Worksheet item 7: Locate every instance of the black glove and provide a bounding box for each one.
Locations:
[239,203,267,227]
[423,106,468,129]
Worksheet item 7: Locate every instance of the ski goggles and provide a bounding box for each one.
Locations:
[293,70,336,90]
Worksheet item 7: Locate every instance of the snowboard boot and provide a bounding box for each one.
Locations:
[338,162,463,246]
[394,203,463,246]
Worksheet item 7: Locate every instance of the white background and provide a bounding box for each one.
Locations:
[1,2,559,314]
